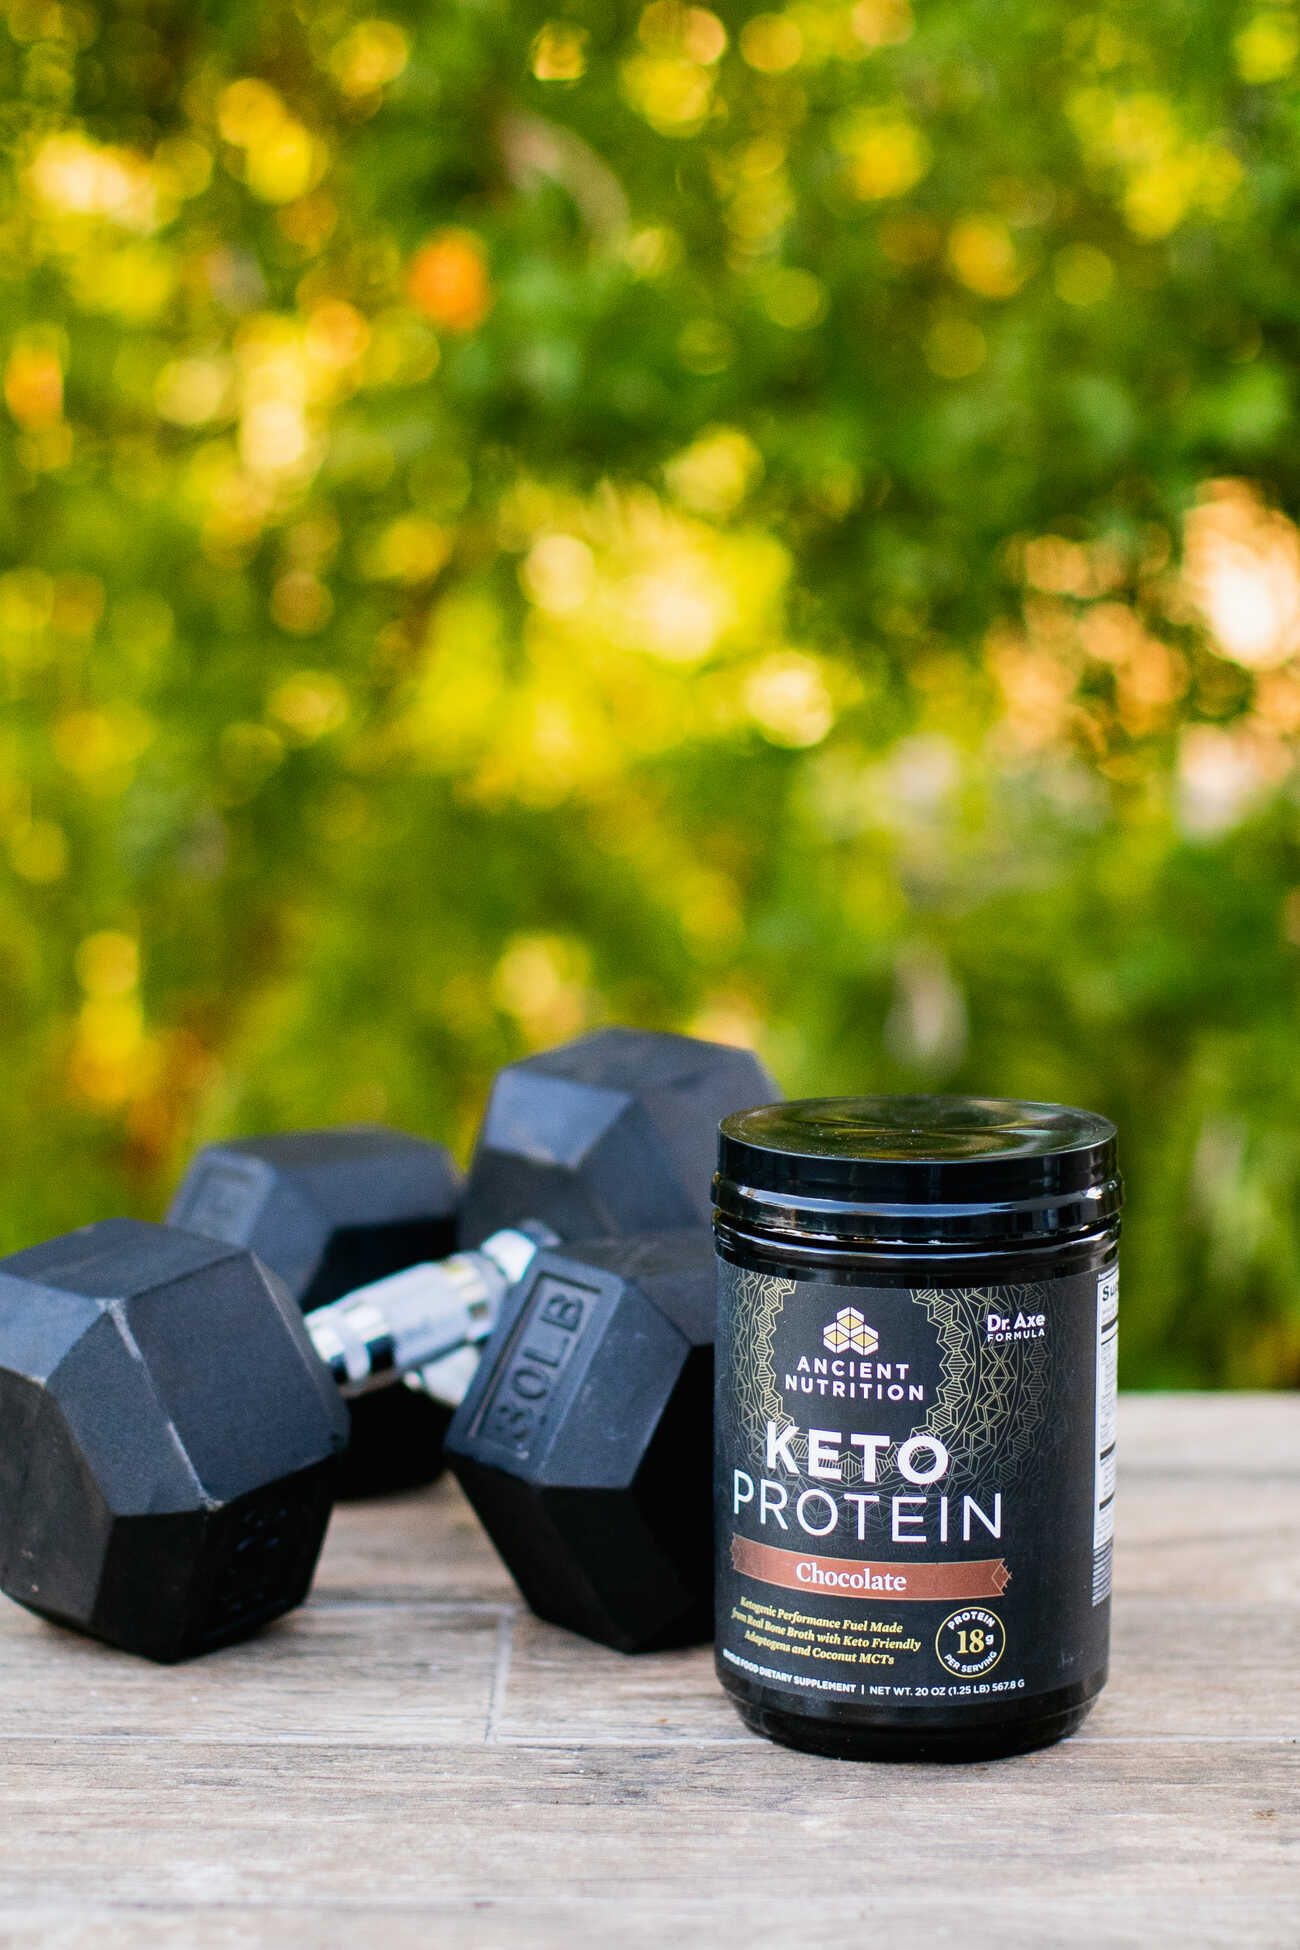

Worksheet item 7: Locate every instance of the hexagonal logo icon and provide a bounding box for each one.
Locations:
[823,1306,879,1355]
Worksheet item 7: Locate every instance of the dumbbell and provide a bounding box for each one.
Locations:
[0,1029,775,1661]
[446,1227,716,1651]
[166,1127,468,1498]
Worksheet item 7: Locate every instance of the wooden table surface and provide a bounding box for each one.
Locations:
[0,1393,1295,1948]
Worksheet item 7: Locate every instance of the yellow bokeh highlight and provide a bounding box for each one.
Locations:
[10,819,68,883]
[624,556,737,661]
[331,19,410,98]
[849,0,913,49]
[364,517,451,585]
[625,5,726,129]
[218,79,327,205]
[364,310,441,387]
[665,428,763,518]
[740,13,804,72]
[240,398,312,475]
[270,571,333,634]
[70,242,175,323]
[1022,535,1093,598]
[25,133,160,232]
[947,216,1024,300]
[491,934,593,1044]
[52,705,154,784]
[624,225,681,276]
[639,3,727,62]
[1235,12,1299,83]
[838,110,930,200]
[155,356,233,427]
[622,53,715,132]
[246,124,327,205]
[405,591,506,772]
[743,652,835,747]
[1069,88,1244,238]
[69,994,149,1108]
[1183,479,1300,671]
[521,534,598,614]
[76,930,139,997]
[69,931,148,1107]
[531,21,590,81]
[218,79,287,148]
[0,567,55,650]
[269,672,350,740]
[4,342,63,429]
[230,313,335,485]
[690,994,764,1048]
[756,266,828,329]
[1052,242,1115,307]
[401,483,800,807]
[304,301,370,373]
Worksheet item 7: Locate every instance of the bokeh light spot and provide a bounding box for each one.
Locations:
[665,428,763,517]
[744,651,835,747]
[740,13,804,72]
[332,20,410,97]
[408,230,493,331]
[521,534,597,614]
[1184,480,1300,670]
[269,672,349,739]
[924,317,987,379]
[76,930,139,997]
[531,21,590,81]
[1053,243,1116,307]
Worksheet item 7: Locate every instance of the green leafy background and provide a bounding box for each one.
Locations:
[4,0,1300,1387]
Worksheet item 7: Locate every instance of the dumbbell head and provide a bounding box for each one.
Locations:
[168,1127,462,1497]
[445,1230,716,1653]
[458,1028,776,1247]
[168,1126,462,1309]
[0,1219,348,1662]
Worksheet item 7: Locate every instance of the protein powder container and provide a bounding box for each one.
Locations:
[713,1096,1121,1762]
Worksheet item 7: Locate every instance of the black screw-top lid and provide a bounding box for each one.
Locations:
[715,1096,1121,1249]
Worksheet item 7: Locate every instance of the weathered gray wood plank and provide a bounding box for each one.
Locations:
[0,1393,1292,1950]
[0,1742,1292,1949]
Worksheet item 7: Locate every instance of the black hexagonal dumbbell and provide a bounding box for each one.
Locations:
[0,1028,776,1660]
[167,1127,466,1499]
[446,1229,715,1652]
[0,1220,349,1664]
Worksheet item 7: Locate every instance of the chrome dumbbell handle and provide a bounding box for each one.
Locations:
[306,1226,547,1399]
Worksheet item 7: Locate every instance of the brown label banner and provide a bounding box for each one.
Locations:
[732,1534,1011,1602]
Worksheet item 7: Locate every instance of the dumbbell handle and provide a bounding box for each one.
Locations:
[305,1227,548,1399]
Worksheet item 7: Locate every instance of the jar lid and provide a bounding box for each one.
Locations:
[715,1096,1121,1249]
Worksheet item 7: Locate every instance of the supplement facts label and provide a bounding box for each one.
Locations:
[715,1262,1114,1712]
[1092,1268,1119,1603]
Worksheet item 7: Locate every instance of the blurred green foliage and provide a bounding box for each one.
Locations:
[4,0,1300,1385]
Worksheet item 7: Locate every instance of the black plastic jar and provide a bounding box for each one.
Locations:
[713,1096,1121,1763]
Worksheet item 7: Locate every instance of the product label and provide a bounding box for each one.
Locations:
[715,1259,1115,1712]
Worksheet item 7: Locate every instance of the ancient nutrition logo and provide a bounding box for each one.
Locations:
[824,1307,878,1356]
